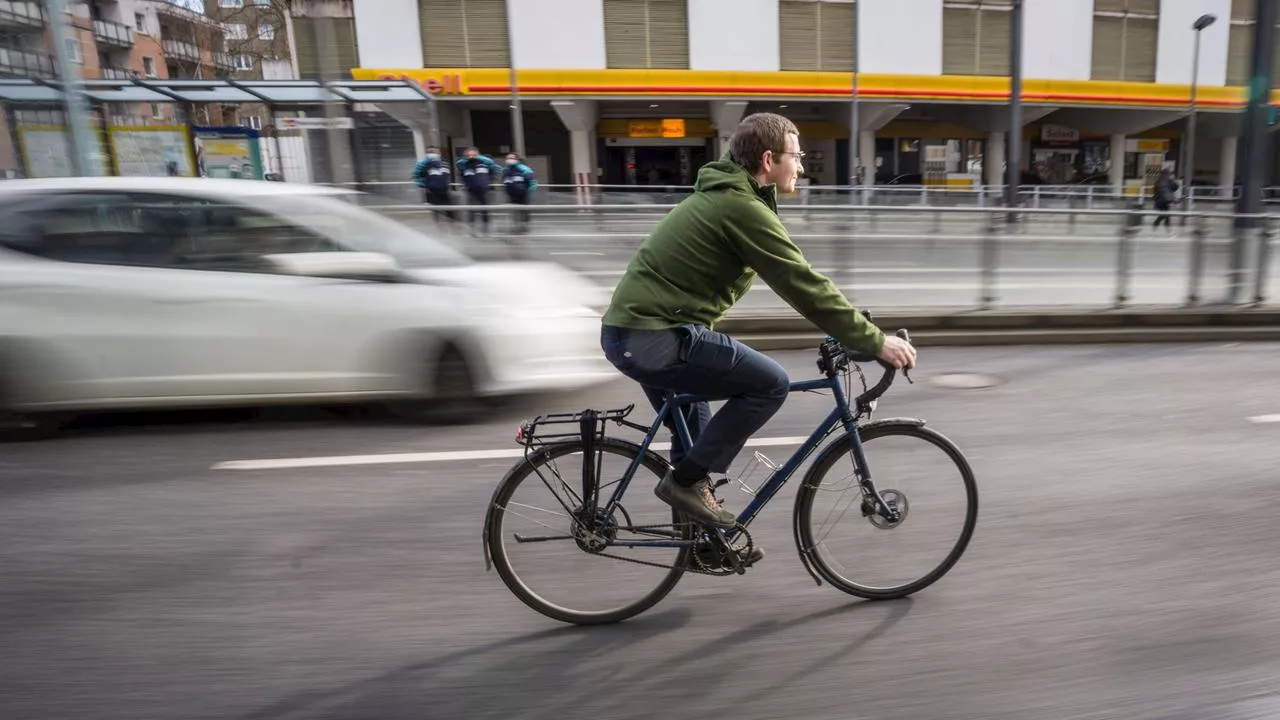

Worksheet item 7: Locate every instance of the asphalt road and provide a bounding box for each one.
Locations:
[3,343,1280,719]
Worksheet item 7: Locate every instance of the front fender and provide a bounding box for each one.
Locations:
[789,416,928,586]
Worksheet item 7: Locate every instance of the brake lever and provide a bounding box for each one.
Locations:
[895,328,915,384]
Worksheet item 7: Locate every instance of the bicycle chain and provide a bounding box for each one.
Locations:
[581,520,756,576]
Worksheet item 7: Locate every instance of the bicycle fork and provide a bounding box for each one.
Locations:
[843,420,902,524]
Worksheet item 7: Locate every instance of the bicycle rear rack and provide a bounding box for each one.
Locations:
[513,403,646,449]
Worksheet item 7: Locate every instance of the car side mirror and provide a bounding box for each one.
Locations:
[262,251,405,282]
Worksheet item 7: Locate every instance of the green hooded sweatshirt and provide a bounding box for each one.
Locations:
[601,154,885,355]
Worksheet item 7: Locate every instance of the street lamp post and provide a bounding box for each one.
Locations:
[45,0,100,175]
[1006,0,1024,220]
[849,38,860,195]
[1182,13,1216,223]
[504,1,525,157]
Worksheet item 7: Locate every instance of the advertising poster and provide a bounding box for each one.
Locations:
[192,126,264,180]
[108,125,195,177]
[17,125,110,178]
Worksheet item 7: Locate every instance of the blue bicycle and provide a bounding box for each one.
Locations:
[482,328,979,625]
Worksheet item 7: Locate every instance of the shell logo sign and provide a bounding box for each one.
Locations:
[374,72,465,95]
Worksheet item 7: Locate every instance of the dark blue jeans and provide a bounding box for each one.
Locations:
[600,324,790,473]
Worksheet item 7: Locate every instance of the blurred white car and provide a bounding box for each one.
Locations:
[0,177,615,430]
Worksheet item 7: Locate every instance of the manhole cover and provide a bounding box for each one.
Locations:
[927,373,1001,390]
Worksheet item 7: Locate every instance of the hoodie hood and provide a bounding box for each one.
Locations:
[692,151,779,212]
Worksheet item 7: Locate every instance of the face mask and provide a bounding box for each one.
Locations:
[425,153,440,161]
[506,159,517,166]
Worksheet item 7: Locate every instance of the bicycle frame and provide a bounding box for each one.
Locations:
[597,373,879,549]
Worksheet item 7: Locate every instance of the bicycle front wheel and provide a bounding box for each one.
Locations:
[484,437,694,625]
[794,421,978,600]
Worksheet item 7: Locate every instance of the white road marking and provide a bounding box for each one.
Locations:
[212,435,810,471]
[1247,414,1280,424]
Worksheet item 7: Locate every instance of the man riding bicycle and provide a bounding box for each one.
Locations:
[600,112,917,538]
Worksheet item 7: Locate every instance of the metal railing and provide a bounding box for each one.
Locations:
[330,180,1276,211]
[212,51,234,71]
[92,18,135,47]
[0,45,55,78]
[161,39,199,63]
[364,202,1275,311]
[100,65,138,80]
[0,0,45,29]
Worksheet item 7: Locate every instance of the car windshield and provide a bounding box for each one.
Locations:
[253,192,474,269]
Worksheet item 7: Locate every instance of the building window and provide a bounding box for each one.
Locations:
[241,115,262,130]
[293,17,359,78]
[258,23,274,40]
[235,54,254,70]
[151,103,164,120]
[942,0,1012,76]
[1090,0,1159,82]
[254,0,270,5]
[1224,0,1280,86]
[219,0,244,7]
[602,0,689,69]
[224,23,248,40]
[780,0,855,72]
[64,36,82,64]
[419,0,510,67]
[142,56,156,77]
[135,12,147,32]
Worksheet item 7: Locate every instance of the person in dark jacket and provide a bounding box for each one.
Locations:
[501,153,538,234]
[456,147,501,235]
[411,145,455,225]
[1152,168,1179,232]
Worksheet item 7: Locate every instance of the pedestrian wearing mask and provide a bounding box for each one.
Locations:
[502,153,538,234]
[411,145,455,225]
[456,147,501,236]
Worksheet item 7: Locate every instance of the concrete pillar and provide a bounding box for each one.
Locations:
[859,130,876,186]
[552,100,598,203]
[1219,136,1238,196]
[1109,134,1126,195]
[710,100,748,158]
[986,131,1005,188]
[412,129,427,158]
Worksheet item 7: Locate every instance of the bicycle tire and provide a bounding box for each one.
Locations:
[794,419,978,600]
[484,437,691,625]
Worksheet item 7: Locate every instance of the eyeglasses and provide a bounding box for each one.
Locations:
[774,150,807,160]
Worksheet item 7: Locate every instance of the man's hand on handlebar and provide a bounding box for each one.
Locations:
[877,333,917,371]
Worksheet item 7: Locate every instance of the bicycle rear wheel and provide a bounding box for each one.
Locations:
[794,420,978,600]
[484,437,693,625]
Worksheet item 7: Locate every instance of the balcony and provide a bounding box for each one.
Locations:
[0,0,46,30]
[162,39,200,63]
[101,65,140,80]
[93,18,135,48]
[0,45,55,78]
[213,51,235,71]
[151,0,219,27]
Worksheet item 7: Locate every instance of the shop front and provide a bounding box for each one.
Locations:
[596,117,712,186]
[348,67,1236,190]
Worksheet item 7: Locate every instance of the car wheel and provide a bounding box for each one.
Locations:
[390,343,483,425]
[0,375,61,442]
